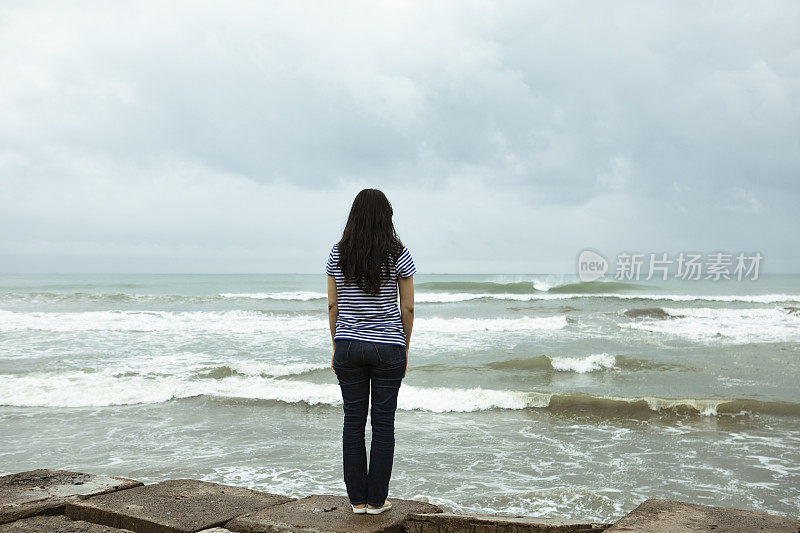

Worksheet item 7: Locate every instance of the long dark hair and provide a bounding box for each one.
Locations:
[337,189,403,295]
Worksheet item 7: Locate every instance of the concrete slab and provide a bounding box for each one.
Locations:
[406,512,611,532]
[226,494,442,533]
[0,514,133,532]
[605,498,800,532]
[65,479,294,533]
[0,469,142,525]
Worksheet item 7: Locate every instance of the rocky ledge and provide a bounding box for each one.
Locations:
[1,469,798,532]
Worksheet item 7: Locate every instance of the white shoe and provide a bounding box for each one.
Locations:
[352,504,367,514]
[366,501,392,515]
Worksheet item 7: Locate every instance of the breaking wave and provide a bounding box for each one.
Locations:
[488,353,617,373]
[620,307,800,344]
[485,353,681,373]
[546,281,647,293]
[1,369,795,417]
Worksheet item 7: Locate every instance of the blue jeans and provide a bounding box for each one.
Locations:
[332,339,406,507]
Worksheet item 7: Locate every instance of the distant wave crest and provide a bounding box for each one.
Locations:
[415,281,537,294]
[1,289,798,304]
[219,291,326,301]
[415,280,646,295]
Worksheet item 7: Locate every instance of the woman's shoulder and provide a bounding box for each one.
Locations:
[395,244,416,278]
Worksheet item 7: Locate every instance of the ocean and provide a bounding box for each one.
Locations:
[0,273,798,522]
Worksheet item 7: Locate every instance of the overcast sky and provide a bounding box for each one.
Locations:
[1,1,798,274]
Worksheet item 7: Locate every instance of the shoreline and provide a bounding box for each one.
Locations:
[1,469,798,532]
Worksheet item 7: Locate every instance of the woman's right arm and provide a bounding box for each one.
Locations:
[398,275,414,370]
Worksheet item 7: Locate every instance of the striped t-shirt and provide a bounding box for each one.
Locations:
[326,243,416,347]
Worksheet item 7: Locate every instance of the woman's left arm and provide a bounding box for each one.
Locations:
[327,275,338,373]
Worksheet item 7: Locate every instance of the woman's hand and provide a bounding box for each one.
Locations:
[331,350,335,374]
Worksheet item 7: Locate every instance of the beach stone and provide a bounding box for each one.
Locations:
[0,514,133,532]
[605,498,800,532]
[65,479,294,533]
[0,469,142,525]
[226,494,442,533]
[406,512,611,532]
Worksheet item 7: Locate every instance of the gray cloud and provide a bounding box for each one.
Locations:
[1,1,798,273]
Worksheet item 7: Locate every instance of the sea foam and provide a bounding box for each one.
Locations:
[219,291,326,301]
[0,309,567,334]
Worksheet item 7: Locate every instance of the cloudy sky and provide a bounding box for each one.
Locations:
[1,1,798,273]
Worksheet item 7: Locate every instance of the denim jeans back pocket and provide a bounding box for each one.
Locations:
[376,343,404,365]
[333,340,350,365]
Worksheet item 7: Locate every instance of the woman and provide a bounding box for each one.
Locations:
[326,188,415,515]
